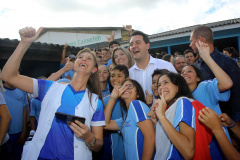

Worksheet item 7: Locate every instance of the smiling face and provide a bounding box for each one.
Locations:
[152,74,160,97]
[75,52,97,74]
[120,80,138,101]
[181,66,200,86]
[98,65,109,83]
[110,69,126,87]
[158,75,178,103]
[129,35,150,62]
[189,32,198,54]
[114,49,129,68]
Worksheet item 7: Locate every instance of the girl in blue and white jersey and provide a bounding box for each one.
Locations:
[148,72,196,160]
[0,27,105,160]
[181,40,233,160]
[99,65,110,98]
[104,79,155,160]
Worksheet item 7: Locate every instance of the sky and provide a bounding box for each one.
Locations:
[0,0,239,40]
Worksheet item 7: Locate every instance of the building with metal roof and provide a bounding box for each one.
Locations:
[1,18,240,78]
[121,17,240,55]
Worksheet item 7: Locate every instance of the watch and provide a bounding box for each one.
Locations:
[86,136,96,147]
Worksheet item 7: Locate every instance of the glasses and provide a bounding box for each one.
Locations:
[121,84,136,89]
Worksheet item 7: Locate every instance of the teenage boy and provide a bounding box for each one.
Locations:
[101,65,129,160]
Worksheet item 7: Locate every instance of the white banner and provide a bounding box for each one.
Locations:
[36,29,122,47]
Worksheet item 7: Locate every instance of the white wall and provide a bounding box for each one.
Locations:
[36,29,122,47]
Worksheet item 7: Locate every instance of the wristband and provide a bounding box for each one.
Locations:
[228,121,236,128]
[86,136,96,147]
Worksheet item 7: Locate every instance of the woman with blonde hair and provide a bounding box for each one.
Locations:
[112,46,135,69]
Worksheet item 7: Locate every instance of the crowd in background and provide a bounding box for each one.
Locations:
[0,24,240,160]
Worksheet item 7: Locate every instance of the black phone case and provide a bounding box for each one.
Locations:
[55,112,86,124]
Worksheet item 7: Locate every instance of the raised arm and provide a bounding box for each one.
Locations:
[47,58,74,81]
[199,108,240,160]
[196,41,233,92]
[0,27,43,94]
[61,42,68,65]
[123,25,133,36]
[105,32,115,43]
[103,87,120,131]
[219,113,240,140]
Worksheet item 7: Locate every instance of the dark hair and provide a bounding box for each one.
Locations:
[192,25,214,44]
[76,48,103,105]
[109,65,129,92]
[158,72,193,101]
[183,49,195,57]
[174,51,182,56]
[130,30,150,44]
[113,65,129,78]
[119,79,146,117]
[152,69,170,78]
[162,54,172,62]
[223,47,239,59]
[150,53,156,58]
[156,54,163,59]
[186,65,204,85]
[101,48,110,52]
[160,51,168,56]
[109,40,120,49]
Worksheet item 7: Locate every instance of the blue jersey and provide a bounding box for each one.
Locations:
[29,98,41,122]
[3,86,28,134]
[168,98,196,160]
[34,79,105,159]
[102,96,126,160]
[155,98,196,160]
[193,78,230,160]
[115,100,150,160]
[102,89,110,98]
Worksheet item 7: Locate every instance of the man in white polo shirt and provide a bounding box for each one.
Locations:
[129,30,177,100]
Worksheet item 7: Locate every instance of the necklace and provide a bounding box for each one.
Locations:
[166,98,177,111]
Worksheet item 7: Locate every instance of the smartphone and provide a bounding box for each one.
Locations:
[55,112,86,124]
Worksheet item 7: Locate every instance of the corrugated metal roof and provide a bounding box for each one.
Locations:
[149,18,240,39]
[0,38,83,50]
[121,17,240,44]
[1,17,240,47]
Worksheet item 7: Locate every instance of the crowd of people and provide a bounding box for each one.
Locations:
[0,24,240,160]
